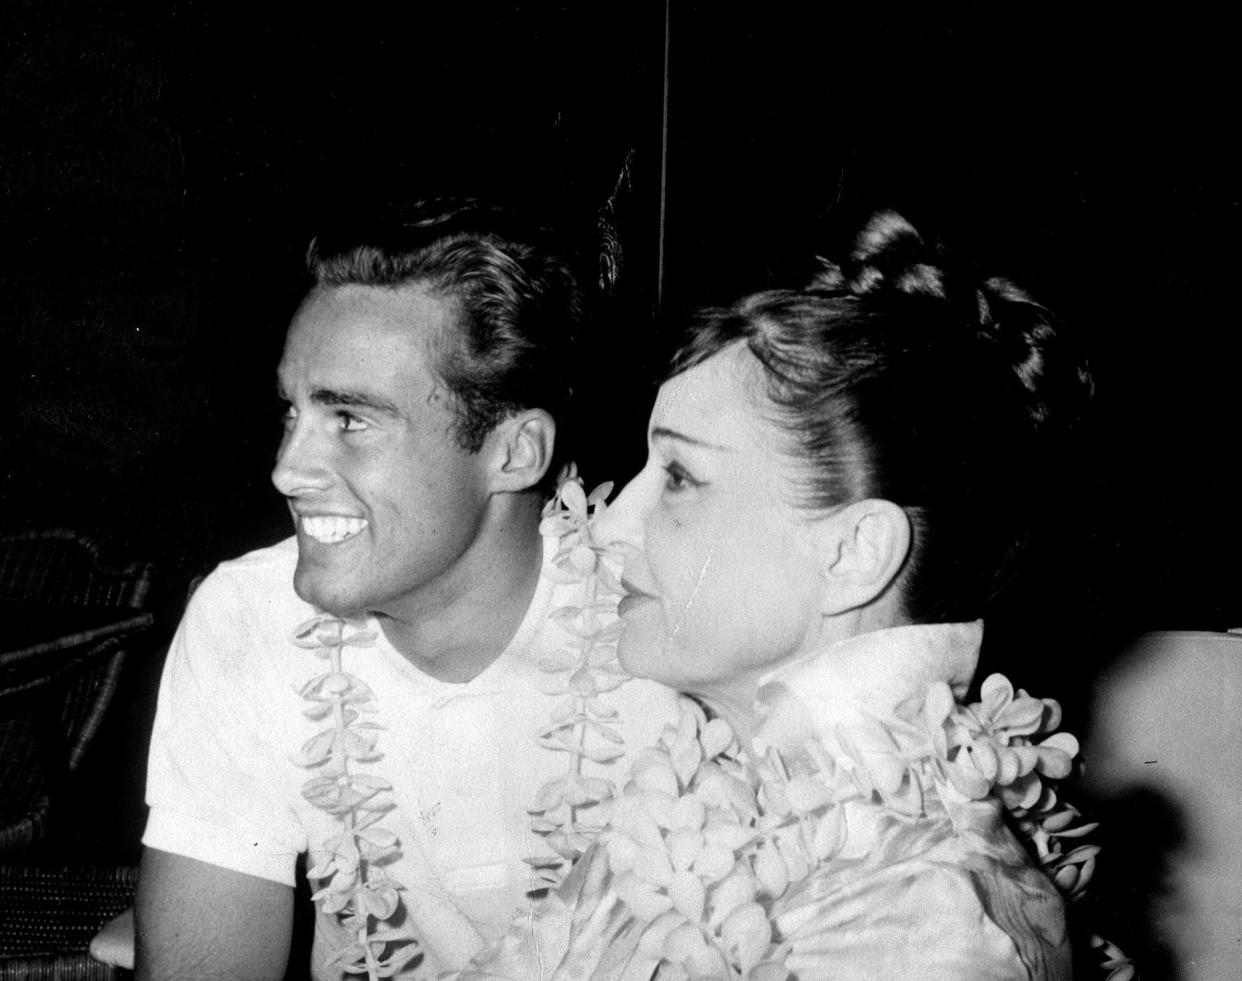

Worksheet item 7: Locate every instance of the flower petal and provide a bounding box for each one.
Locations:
[979,674,1015,718]
[945,759,993,799]
[638,911,687,958]
[668,870,706,922]
[670,793,707,832]
[700,718,736,760]
[616,873,674,919]
[785,776,831,813]
[754,841,789,897]
[667,827,704,872]
[969,740,999,781]
[1039,731,1080,759]
[721,901,771,972]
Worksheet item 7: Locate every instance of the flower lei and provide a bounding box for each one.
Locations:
[598,688,1133,980]
[532,473,1136,981]
[288,465,633,979]
[527,465,633,888]
[292,615,421,980]
[287,469,1134,981]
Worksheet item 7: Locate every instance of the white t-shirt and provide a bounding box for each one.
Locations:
[143,535,677,978]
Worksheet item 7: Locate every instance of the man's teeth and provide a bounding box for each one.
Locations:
[301,516,369,544]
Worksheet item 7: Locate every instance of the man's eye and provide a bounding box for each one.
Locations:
[280,404,296,430]
[662,462,701,494]
[337,412,367,432]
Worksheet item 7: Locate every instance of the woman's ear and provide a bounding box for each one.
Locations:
[486,409,556,494]
[813,499,911,615]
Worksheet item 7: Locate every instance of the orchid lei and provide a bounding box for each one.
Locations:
[292,614,421,980]
[288,470,1133,981]
[595,680,1134,981]
[531,472,1135,981]
[289,465,635,979]
[527,465,633,887]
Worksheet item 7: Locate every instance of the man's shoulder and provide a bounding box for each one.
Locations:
[188,536,305,622]
[215,535,299,575]
[170,536,316,681]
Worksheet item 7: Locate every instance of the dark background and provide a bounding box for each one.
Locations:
[2,0,1238,890]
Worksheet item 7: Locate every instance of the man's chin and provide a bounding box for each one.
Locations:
[292,571,369,619]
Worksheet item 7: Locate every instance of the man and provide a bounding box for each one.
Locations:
[135,202,677,980]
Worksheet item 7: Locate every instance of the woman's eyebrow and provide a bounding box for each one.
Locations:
[650,425,731,451]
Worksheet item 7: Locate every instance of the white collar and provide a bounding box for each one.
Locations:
[754,622,983,754]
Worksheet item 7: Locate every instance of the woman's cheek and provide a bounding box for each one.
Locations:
[643,510,683,591]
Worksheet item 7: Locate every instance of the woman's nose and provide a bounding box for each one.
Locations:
[592,468,652,551]
[271,419,332,497]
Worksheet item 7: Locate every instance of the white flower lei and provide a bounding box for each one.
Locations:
[291,614,422,979]
[527,465,634,887]
[288,465,633,979]
[597,688,1124,980]
[290,470,1134,981]
[532,473,1136,981]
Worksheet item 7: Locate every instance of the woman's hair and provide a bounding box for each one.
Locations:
[669,211,1093,623]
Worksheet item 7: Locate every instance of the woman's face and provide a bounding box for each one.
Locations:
[598,343,832,701]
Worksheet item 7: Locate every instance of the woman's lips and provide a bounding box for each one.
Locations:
[618,580,657,617]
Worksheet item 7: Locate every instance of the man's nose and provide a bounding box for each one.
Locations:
[271,419,333,497]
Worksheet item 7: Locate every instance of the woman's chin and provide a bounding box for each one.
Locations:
[616,631,679,688]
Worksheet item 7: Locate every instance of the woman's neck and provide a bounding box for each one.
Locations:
[693,606,912,748]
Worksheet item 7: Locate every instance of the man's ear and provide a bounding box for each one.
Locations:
[813,499,911,615]
[486,409,556,494]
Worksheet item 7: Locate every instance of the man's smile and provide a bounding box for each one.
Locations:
[298,514,370,544]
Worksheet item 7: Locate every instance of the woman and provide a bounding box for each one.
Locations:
[466,210,1094,980]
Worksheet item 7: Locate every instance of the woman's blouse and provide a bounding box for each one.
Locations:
[758,621,1070,980]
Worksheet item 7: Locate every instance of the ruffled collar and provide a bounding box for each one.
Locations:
[753,621,983,757]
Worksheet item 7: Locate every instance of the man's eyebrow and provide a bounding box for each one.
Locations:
[310,387,403,416]
[650,425,730,451]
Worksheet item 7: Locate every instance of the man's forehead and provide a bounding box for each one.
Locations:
[278,284,455,404]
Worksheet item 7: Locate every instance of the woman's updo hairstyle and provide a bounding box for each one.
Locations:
[669,211,1093,623]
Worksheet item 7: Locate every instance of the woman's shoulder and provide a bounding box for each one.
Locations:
[774,812,1071,980]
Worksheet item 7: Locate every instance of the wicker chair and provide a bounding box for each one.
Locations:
[0,867,139,980]
[0,530,153,979]
[0,529,153,852]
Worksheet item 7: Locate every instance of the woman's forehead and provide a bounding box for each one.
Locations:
[650,344,767,447]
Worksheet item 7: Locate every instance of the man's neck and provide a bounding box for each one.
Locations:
[376,495,546,683]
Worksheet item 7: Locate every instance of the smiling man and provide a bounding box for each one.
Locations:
[135,202,676,980]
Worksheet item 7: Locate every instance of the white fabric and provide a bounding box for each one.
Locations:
[756,622,1071,981]
[143,535,678,979]
[462,623,1071,980]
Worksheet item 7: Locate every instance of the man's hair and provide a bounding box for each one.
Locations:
[306,200,581,482]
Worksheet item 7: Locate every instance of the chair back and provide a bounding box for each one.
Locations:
[0,529,152,610]
[0,530,154,852]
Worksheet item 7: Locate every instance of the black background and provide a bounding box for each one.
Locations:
[2,1,1239,876]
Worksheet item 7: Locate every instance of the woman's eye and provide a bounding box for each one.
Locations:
[662,462,701,494]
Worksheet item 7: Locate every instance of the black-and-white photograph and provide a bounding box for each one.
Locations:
[2,3,1237,979]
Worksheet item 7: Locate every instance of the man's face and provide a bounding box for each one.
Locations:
[273,283,493,619]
